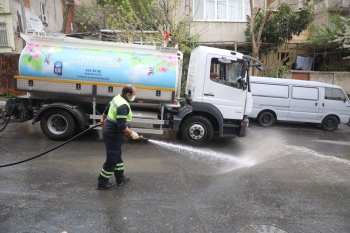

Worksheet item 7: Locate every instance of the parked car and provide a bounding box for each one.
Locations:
[248,76,350,131]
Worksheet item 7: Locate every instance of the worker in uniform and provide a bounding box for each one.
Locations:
[97,84,140,190]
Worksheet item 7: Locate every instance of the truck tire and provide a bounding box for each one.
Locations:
[180,116,213,146]
[321,116,338,131]
[40,109,75,141]
[258,111,275,127]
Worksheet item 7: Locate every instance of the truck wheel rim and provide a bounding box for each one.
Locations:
[47,114,68,135]
[188,123,206,141]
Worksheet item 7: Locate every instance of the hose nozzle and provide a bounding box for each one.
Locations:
[139,135,149,142]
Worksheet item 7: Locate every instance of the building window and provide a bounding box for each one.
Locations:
[193,0,250,21]
[0,22,9,47]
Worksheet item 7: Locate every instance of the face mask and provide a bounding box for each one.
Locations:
[129,95,136,101]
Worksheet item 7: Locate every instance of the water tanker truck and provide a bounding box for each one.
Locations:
[4,33,261,145]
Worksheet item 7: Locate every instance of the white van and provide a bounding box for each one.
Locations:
[249,76,350,131]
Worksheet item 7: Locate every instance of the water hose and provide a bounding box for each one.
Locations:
[0,104,15,131]
[0,124,101,168]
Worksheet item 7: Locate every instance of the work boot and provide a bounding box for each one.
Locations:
[97,182,116,190]
[117,176,130,186]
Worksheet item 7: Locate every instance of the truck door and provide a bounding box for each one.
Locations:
[319,87,350,123]
[202,55,247,119]
[288,86,321,123]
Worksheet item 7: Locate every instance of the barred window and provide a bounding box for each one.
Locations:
[0,22,9,47]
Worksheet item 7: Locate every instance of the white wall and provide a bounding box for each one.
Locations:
[11,0,63,34]
[10,0,64,53]
[190,21,247,43]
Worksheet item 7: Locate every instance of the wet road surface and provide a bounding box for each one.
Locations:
[0,120,350,233]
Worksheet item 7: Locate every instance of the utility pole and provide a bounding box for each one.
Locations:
[20,0,27,33]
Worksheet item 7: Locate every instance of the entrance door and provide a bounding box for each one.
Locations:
[202,54,247,120]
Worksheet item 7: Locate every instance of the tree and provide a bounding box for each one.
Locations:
[247,0,271,60]
[77,0,198,51]
[308,13,350,69]
[310,13,350,57]
[246,2,313,76]
[334,21,350,59]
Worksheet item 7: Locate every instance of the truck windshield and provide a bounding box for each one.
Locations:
[210,58,243,88]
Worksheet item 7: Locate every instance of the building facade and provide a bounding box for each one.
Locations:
[0,0,73,54]
[184,0,265,50]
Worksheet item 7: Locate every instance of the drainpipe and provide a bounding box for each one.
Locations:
[20,0,27,33]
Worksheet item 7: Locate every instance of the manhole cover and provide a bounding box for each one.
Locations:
[237,225,288,233]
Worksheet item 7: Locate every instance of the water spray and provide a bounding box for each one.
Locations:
[147,138,255,168]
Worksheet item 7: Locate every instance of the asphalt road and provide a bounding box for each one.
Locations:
[0,117,350,233]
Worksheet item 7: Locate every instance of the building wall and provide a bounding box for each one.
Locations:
[10,0,64,34]
[6,0,64,54]
[0,0,15,53]
[285,70,350,94]
[184,0,265,44]
[313,0,345,14]
[190,21,248,43]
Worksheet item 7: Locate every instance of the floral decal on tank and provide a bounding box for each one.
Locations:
[19,44,178,89]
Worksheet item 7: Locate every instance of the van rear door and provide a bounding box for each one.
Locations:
[288,86,321,123]
[319,87,350,124]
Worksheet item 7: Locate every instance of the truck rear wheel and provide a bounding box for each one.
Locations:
[180,116,213,146]
[321,115,338,131]
[40,109,75,141]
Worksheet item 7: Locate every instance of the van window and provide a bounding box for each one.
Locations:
[251,83,288,98]
[210,58,242,88]
[325,88,347,101]
[292,86,318,100]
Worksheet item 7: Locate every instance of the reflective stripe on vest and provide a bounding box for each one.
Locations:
[107,94,132,122]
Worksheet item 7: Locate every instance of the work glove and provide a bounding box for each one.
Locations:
[130,131,140,140]
[100,119,105,126]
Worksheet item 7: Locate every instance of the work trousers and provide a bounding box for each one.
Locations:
[98,123,125,185]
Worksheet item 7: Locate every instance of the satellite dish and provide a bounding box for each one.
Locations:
[27,14,44,31]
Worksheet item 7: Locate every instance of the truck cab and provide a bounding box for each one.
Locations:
[173,46,257,145]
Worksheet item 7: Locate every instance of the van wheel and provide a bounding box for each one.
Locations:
[321,116,338,131]
[258,111,275,127]
[40,109,75,141]
[180,116,213,146]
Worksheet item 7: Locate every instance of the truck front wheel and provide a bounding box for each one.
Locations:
[180,116,213,146]
[40,109,75,141]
